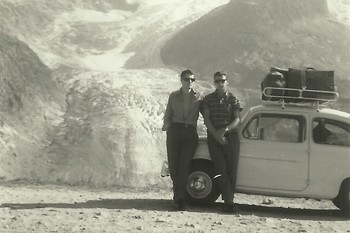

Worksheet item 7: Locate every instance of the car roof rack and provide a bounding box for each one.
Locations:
[261,87,339,111]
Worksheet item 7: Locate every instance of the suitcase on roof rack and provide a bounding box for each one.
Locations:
[286,68,335,100]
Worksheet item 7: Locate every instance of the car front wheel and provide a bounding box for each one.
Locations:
[186,160,220,206]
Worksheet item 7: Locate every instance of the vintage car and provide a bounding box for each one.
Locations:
[180,90,350,218]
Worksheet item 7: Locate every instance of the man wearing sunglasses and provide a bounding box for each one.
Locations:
[162,69,203,211]
[202,71,242,213]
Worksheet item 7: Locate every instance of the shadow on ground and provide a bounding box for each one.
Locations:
[0,199,344,221]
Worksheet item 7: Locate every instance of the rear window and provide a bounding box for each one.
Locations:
[313,118,350,147]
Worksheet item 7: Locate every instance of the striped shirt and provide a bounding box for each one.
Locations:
[203,90,242,130]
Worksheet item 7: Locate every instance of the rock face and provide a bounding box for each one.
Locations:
[0,31,65,180]
[34,69,171,187]
[0,30,169,186]
[160,0,350,110]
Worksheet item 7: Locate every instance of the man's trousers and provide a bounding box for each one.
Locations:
[166,123,198,202]
[207,132,240,204]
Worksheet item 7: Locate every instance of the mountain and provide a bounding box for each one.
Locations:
[160,0,350,110]
[0,0,349,188]
[0,0,227,187]
[0,31,65,181]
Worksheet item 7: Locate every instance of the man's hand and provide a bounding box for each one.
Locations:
[214,128,227,145]
[214,135,227,145]
[162,125,169,131]
[217,128,226,137]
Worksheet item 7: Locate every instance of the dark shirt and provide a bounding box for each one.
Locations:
[163,88,204,129]
[203,90,242,131]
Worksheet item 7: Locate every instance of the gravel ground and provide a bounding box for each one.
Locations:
[0,183,348,233]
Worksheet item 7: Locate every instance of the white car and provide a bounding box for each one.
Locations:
[184,97,350,218]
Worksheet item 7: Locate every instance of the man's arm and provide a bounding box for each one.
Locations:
[203,105,227,145]
[225,110,240,132]
[225,96,242,132]
[162,94,173,131]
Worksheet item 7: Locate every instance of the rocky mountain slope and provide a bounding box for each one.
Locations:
[161,0,350,110]
[0,31,65,181]
[0,0,227,187]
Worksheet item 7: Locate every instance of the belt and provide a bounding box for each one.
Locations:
[171,122,196,128]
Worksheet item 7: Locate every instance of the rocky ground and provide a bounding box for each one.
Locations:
[0,183,348,233]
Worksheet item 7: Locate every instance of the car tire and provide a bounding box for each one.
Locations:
[340,180,350,219]
[332,196,341,210]
[185,160,220,206]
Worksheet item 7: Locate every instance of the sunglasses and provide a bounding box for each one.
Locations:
[182,77,196,82]
[214,79,227,84]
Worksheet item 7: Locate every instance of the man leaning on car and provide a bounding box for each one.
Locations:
[202,71,242,213]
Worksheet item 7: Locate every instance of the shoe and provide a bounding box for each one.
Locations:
[222,203,239,213]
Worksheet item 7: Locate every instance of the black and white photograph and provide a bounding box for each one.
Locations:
[0,0,349,232]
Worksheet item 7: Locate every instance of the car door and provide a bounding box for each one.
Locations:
[309,117,350,196]
[236,112,309,191]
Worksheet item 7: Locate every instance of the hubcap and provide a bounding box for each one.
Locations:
[187,171,212,199]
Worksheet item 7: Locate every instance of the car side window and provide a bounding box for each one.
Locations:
[243,114,305,143]
[313,118,350,147]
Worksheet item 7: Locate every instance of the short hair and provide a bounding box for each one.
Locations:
[214,71,227,79]
[180,69,194,79]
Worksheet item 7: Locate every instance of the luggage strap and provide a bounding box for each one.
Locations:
[301,70,306,90]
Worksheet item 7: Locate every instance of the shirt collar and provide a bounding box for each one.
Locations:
[176,88,196,96]
[214,89,229,99]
